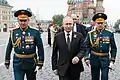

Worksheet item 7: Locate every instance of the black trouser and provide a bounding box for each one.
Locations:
[59,66,80,80]
[48,38,51,46]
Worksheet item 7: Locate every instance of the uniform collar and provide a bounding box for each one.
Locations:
[96,27,105,32]
[20,26,29,32]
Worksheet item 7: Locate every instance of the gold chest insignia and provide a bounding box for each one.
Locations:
[93,32,97,38]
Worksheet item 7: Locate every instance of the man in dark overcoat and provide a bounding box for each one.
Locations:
[52,16,84,80]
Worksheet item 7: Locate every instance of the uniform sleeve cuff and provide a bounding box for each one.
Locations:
[84,57,89,61]
[110,58,115,63]
[5,60,10,63]
[37,61,44,66]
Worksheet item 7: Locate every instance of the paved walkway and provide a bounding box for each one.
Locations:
[0,32,120,80]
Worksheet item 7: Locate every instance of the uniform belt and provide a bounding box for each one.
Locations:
[15,53,35,58]
[91,50,108,56]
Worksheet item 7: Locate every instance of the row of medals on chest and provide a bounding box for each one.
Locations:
[15,32,34,49]
[93,32,110,43]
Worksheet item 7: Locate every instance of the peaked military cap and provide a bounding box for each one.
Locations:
[92,13,107,22]
[14,9,32,17]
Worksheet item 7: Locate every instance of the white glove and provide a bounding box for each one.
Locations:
[85,60,90,67]
[72,56,79,64]
[53,69,58,75]
[109,62,114,70]
[34,66,39,72]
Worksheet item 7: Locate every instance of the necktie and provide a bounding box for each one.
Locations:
[67,33,70,51]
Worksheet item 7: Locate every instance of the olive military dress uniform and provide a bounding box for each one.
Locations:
[84,13,117,80]
[5,10,44,80]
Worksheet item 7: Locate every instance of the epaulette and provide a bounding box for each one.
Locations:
[30,27,39,30]
[12,27,19,31]
[105,28,113,33]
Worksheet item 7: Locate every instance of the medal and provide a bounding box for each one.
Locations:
[26,45,30,49]
[16,33,19,36]
[28,33,30,36]
[94,34,97,37]
[22,32,25,35]
[16,33,19,39]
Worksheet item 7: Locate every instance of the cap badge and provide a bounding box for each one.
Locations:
[21,11,25,13]
[99,14,102,16]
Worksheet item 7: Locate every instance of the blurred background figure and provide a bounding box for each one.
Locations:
[71,13,87,39]
[86,21,96,32]
[76,15,80,24]
[50,24,57,45]
[56,26,64,34]
[47,24,53,47]
[37,23,44,34]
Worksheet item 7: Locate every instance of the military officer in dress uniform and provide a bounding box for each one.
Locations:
[4,9,44,80]
[84,13,117,80]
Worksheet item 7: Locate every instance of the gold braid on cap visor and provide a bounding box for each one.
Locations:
[18,14,28,20]
[95,18,104,23]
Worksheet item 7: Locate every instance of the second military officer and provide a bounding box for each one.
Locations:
[4,9,44,80]
[84,13,117,80]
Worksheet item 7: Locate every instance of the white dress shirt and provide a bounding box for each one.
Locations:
[73,23,77,32]
[64,31,72,43]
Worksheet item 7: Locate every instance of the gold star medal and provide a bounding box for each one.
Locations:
[26,45,30,49]
[22,32,25,35]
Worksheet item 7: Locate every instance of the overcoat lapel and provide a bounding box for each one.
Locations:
[69,32,74,52]
[62,32,68,49]
[76,24,78,32]
[62,32,76,52]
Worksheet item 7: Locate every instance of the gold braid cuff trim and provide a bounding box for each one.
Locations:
[38,61,44,65]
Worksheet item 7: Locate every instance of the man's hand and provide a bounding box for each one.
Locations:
[35,65,43,72]
[109,61,114,71]
[53,69,58,75]
[37,65,43,70]
[5,61,10,69]
[85,60,90,67]
[72,56,79,64]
